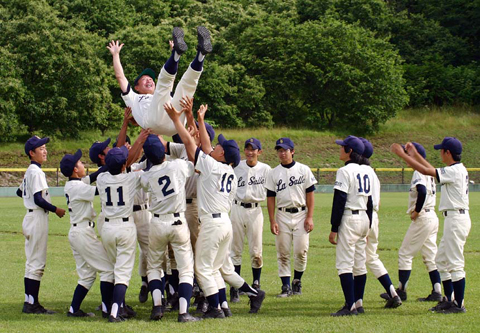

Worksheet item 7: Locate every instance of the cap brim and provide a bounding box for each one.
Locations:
[218,134,227,145]
[73,149,82,163]
[335,140,345,146]
[433,144,443,150]
[275,144,291,150]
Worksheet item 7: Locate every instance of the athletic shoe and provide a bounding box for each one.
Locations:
[67,309,95,317]
[195,297,209,314]
[248,290,266,314]
[178,312,202,322]
[417,291,443,302]
[172,27,188,55]
[330,304,358,317]
[292,279,302,295]
[203,306,225,319]
[139,285,148,303]
[168,292,179,311]
[150,305,164,321]
[384,295,403,309]
[102,311,109,319]
[196,26,212,54]
[380,288,407,301]
[440,305,466,314]
[23,302,55,314]
[356,306,365,314]
[277,284,293,298]
[108,315,125,323]
[120,304,137,319]
[230,287,240,303]
[429,297,453,312]
[252,281,261,291]
[222,307,233,317]
[238,290,246,296]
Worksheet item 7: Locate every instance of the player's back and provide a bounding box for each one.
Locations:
[407,171,436,214]
[335,163,370,211]
[437,163,469,211]
[64,180,96,225]
[97,171,141,219]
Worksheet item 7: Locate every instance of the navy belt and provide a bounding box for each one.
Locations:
[212,213,222,218]
[235,200,259,209]
[186,199,193,204]
[279,206,306,213]
[105,217,129,222]
[351,210,359,215]
[28,209,47,213]
[69,208,72,212]
[154,212,181,218]
[72,221,95,228]
[443,209,465,217]
[133,203,148,212]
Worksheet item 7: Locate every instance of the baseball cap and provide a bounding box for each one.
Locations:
[105,146,129,172]
[60,149,82,177]
[434,137,462,155]
[245,138,262,150]
[359,138,373,158]
[171,121,215,144]
[275,138,294,150]
[143,134,165,164]
[134,68,156,87]
[335,135,365,155]
[402,142,427,159]
[25,136,50,156]
[89,138,111,164]
[113,135,131,148]
[218,134,240,168]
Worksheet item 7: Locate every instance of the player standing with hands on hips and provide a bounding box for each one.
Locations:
[266,138,317,297]
[391,137,470,314]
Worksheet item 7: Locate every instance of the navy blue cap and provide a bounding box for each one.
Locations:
[245,138,262,150]
[134,68,156,87]
[359,138,373,158]
[171,121,215,144]
[275,138,294,150]
[143,135,165,163]
[60,149,82,177]
[402,142,427,159]
[89,138,111,164]
[105,146,129,171]
[113,135,131,148]
[218,134,240,168]
[335,135,365,155]
[434,137,462,155]
[25,136,50,156]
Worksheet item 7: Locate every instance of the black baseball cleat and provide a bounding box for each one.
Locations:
[330,304,358,317]
[249,290,266,314]
[418,291,443,302]
[429,297,453,312]
[102,311,109,319]
[178,312,202,322]
[120,304,136,319]
[381,288,406,301]
[384,295,403,309]
[222,307,233,317]
[67,309,95,317]
[172,27,188,55]
[440,305,466,314]
[22,302,55,315]
[356,306,365,314]
[292,279,302,295]
[196,26,212,55]
[230,287,240,303]
[195,297,209,314]
[108,315,125,323]
[150,305,164,321]
[168,292,180,311]
[277,284,293,298]
[252,281,261,291]
[203,306,225,319]
[139,285,148,303]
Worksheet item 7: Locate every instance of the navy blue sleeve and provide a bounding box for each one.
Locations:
[121,83,131,95]
[166,142,171,155]
[95,187,99,196]
[306,185,315,193]
[33,192,57,213]
[267,190,276,197]
[88,165,109,184]
[415,184,427,213]
[367,196,373,228]
[330,189,347,232]
[435,169,440,183]
[194,147,201,167]
[17,188,22,198]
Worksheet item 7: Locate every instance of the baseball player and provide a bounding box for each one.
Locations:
[385,142,441,302]
[164,102,266,318]
[60,150,115,318]
[229,138,270,303]
[140,134,201,322]
[96,129,149,322]
[108,26,212,136]
[18,136,66,314]
[391,137,470,313]
[265,138,317,298]
[358,138,402,310]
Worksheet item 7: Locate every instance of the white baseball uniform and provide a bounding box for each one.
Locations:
[96,171,142,286]
[82,176,106,236]
[122,67,202,136]
[64,179,114,289]
[435,163,470,282]
[231,160,271,269]
[265,162,317,277]
[398,171,439,272]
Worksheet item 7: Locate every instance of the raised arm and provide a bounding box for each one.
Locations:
[196,105,213,155]
[164,103,197,162]
[126,128,150,167]
[116,107,132,148]
[107,40,129,93]
[391,143,436,177]
[180,96,197,138]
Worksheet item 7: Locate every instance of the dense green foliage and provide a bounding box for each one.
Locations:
[0,0,479,140]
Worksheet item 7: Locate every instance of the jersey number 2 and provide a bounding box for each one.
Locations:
[356,174,371,194]
[158,176,175,197]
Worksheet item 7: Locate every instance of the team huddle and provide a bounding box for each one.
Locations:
[17,27,471,322]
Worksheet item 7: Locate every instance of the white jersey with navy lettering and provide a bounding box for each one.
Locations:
[362,165,380,212]
[168,142,198,199]
[334,163,370,210]
[20,164,51,210]
[265,162,317,208]
[407,171,436,214]
[64,180,96,225]
[196,150,237,215]
[234,160,271,203]
[436,163,469,211]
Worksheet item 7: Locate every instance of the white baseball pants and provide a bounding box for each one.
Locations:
[22,209,48,281]
[133,209,151,277]
[363,211,388,278]
[337,211,369,276]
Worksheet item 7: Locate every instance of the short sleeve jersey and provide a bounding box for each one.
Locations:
[361,165,380,212]
[407,171,436,214]
[334,163,370,211]
[20,164,51,210]
[121,87,151,129]
[265,161,317,208]
[436,163,469,211]
[168,142,198,199]
[64,180,96,225]
[234,160,271,203]
[195,150,237,215]
[96,171,142,219]
[141,159,194,215]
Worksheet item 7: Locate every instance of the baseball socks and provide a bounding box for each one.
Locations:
[339,273,356,312]
[398,270,411,293]
[190,26,212,72]
[429,270,442,294]
[149,279,165,321]
[443,279,454,301]
[452,278,465,308]
[252,267,262,287]
[354,274,367,311]
[378,273,399,298]
[218,288,232,317]
[139,276,148,303]
[100,281,114,316]
[164,27,187,75]
[110,284,127,320]
[69,284,89,314]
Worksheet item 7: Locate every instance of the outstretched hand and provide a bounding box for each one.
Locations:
[180,96,194,115]
[107,40,124,56]
[138,128,152,144]
[164,103,184,122]
[390,143,405,156]
[197,104,208,122]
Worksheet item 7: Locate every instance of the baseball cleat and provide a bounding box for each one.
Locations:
[22,302,55,315]
[292,279,302,295]
[380,288,406,301]
[429,297,453,312]
[196,26,212,54]
[384,295,403,309]
[230,287,240,303]
[277,284,293,298]
[67,309,95,317]
[222,307,233,317]
[172,27,188,55]
[195,297,209,314]
[356,306,365,314]
[150,305,164,321]
[108,315,125,323]
[252,281,261,291]
[417,291,443,302]
[203,306,225,319]
[248,289,266,314]
[139,285,148,303]
[178,312,202,322]
[120,304,137,319]
[440,305,466,314]
[330,304,358,317]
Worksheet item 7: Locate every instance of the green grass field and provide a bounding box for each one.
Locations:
[1,193,479,332]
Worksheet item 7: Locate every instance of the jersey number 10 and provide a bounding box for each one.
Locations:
[356,174,371,194]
